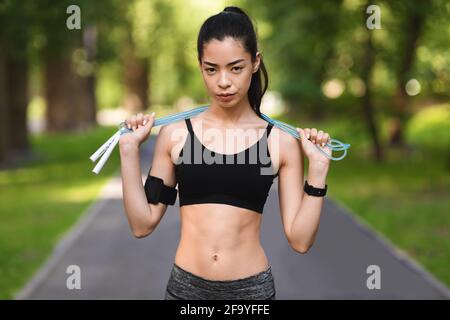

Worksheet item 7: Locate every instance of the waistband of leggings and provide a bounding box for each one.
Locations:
[171,263,273,290]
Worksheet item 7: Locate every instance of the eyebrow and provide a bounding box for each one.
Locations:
[203,59,245,67]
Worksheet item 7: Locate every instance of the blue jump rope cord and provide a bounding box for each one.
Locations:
[118,105,350,161]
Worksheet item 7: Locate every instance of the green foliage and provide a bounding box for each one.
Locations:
[96,62,124,109]
[406,103,450,152]
[250,0,345,109]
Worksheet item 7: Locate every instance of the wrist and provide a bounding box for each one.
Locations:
[304,179,328,197]
[119,140,139,154]
[307,167,328,188]
[308,163,329,175]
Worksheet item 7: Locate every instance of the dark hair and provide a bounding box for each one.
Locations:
[197,6,268,117]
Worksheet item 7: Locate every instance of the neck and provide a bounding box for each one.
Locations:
[206,96,256,126]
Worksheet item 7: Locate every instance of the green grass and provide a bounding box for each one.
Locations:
[0,125,122,299]
[276,105,450,288]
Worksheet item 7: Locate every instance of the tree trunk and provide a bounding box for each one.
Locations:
[44,22,99,133]
[361,4,383,162]
[77,26,98,131]
[0,44,9,163]
[44,52,78,132]
[389,2,428,147]
[122,40,149,113]
[44,43,99,133]
[6,56,29,154]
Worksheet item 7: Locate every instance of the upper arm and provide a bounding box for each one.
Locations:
[146,124,178,230]
[277,131,305,243]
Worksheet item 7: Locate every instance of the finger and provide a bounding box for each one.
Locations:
[322,133,330,146]
[136,113,144,127]
[125,117,132,129]
[310,128,318,143]
[317,130,324,145]
[142,115,149,126]
[296,127,306,141]
[304,128,311,139]
[144,112,156,126]
[130,115,137,130]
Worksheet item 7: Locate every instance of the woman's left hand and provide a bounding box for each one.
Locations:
[296,127,331,169]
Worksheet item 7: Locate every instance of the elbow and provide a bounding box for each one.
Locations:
[132,226,154,239]
[289,239,311,254]
[295,246,310,254]
[292,245,310,254]
[133,231,149,239]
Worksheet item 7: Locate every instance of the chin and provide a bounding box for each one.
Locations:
[219,102,237,107]
[213,96,241,108]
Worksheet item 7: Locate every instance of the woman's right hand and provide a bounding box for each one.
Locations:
[119,112,156,147]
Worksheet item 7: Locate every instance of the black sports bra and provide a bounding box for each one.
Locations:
[175,117,278,214]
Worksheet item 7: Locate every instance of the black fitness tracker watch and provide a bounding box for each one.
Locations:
[304,180,327,197]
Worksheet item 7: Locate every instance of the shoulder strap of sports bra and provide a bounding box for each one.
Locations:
[185,118,194,136]
[266,122,274,137]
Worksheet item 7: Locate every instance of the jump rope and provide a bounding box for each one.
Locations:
[90,105,351,174]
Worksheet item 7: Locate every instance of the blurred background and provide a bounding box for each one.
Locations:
[0,0,448,299]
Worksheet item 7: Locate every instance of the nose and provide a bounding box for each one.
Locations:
[218,70,231,88]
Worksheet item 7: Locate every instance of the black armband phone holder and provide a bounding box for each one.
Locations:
[144,175,177,205]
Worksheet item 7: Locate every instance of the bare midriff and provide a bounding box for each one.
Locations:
[172,117,280,281]
[174,203,269,281]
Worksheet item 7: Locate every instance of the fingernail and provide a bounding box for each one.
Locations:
[143,120,147,125]
[151,112,155,117]
[321,142,325,147]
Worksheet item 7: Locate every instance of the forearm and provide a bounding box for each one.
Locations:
[289,164,328,252]
[119,141,153,236]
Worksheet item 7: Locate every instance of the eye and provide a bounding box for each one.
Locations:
[205,68,215,74]
[232,66,243,72]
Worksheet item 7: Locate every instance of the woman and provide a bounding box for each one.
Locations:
[119,6,331,300]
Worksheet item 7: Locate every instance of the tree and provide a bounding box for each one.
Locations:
[250,0,344,119]
[0,1,32,165]
[359,1,384,162]
[385,0,432,147]
[121,0,174,112]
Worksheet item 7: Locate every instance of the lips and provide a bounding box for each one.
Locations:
[217,93,236,102]
[217,93,235,96]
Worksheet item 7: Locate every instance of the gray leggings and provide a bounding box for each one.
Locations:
[164,263,276,300]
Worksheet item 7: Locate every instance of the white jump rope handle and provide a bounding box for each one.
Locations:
[90,125,129,175]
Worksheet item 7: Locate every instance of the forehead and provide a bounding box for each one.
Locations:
[202,37,249,63]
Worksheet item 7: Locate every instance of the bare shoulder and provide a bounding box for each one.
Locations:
[154,119,189,163]
[155,119,187,144]
[269,126,303,168]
